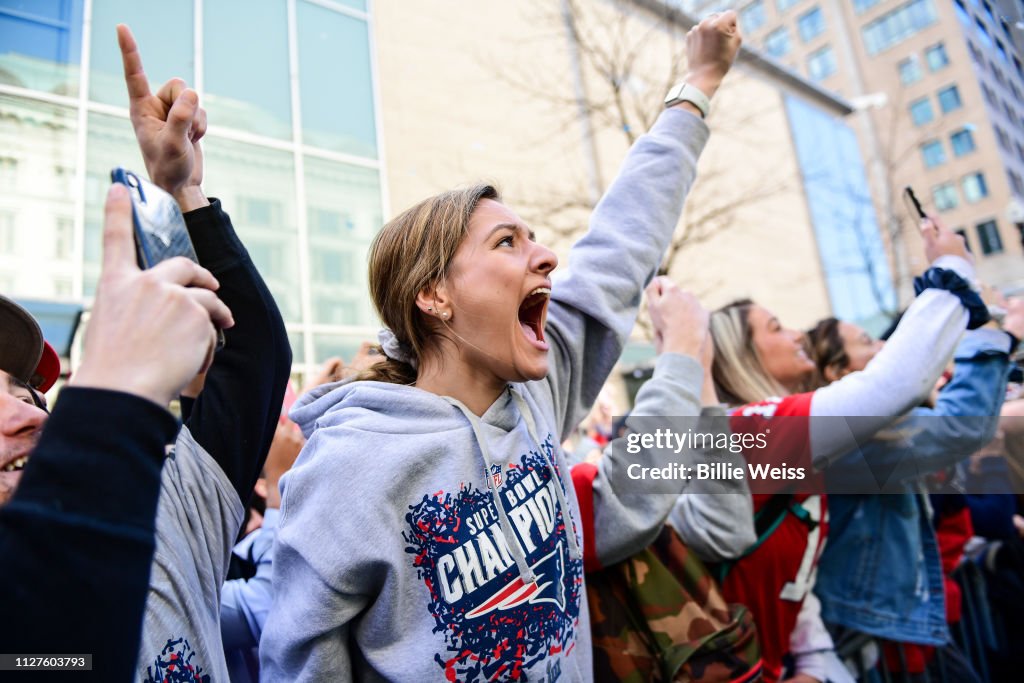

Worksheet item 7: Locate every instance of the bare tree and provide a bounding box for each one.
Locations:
[477,0,797,339]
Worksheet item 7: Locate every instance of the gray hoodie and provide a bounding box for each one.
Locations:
[260,108,709,682]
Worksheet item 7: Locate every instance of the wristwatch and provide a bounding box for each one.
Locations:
[664,82,711,117]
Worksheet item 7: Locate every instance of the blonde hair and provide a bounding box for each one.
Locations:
[358,183,500,384]
[710,299,791,406]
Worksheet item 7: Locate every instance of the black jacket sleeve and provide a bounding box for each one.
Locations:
[0,388,178,678]
[183,199,292,503]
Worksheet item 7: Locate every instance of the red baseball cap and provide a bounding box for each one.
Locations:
[1,294,60,392]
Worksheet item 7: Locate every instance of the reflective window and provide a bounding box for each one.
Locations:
[204,0,291,140]
[331,0,366,11]
[314,333,372,366]
[83,112,145,294]
[0,0,84,95]
[798,7,825,43]
[862,0,937,55]
[854,0,881,12]
[996,39,1009,64]
[0,95,77,299]
[807,45,836,80]
[909,97,934,126]
[976,19,993,49]
[1009,171,1024,196]
[89,0,193,106]
[932,183,959,211]
[920,139,946,168]
[925,42,948,71]
[995,125,1011,150]
[204,139,302,323]
[777,0,803,11]
[962,172,989,202]
[297,2,376,157]
[937,85,962,113]
[288,331,305,365]
[0,211,13,252]
[740,1,766,33]
[950,128,976,156]
[954,0,970,24]
[981,83,997,106]
[898,55,922,84]
[976,219,1003,254]
[967,41,983,65]
[304,155,382,327]
[765,27,792,57]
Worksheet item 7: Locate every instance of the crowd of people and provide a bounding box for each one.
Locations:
[2,9,1023,683]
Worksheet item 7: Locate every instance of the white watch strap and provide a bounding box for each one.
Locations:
[664,82,711,117]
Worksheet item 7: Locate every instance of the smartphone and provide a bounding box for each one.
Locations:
[110,167,224,348]
[903,186,927,220]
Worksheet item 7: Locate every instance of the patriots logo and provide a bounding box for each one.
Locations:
[466,544,566,619]
[404,442,582,682]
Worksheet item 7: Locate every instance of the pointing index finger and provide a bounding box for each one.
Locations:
[117,24,152,103]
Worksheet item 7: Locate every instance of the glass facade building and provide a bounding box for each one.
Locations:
[784,95,897,333]
[0,0,386,378]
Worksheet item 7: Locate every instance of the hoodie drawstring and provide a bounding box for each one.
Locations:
[443,396,537,584]
[510,389,583,563]
[443,388,583,585]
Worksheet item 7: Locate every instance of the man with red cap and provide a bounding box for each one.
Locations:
[0,182,233,676]
[0,294,61,505]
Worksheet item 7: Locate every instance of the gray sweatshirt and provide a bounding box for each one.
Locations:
[259,108,709,683]
[136,426,244,682]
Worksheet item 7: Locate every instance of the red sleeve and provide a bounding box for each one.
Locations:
[570,462,602,572]
[729,393,816,496]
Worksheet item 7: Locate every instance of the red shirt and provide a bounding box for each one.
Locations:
[723,393,829,683]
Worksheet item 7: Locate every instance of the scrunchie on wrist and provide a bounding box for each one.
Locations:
[913,267,991,330]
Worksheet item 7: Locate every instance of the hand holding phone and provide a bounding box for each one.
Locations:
[111,167,225,349]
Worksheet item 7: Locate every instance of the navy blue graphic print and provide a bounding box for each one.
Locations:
[143,637,209,682]
[404,437,582,682]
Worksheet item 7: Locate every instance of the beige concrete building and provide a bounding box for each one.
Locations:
[0,0,889,387]
[373,0,897,348]
[692,0,1024,294]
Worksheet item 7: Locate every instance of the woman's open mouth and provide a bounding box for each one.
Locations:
[518,287,551,351]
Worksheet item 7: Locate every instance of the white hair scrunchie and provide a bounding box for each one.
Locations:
[377,327,418,369]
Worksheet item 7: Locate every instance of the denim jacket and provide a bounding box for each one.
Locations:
[815,329,1011,645]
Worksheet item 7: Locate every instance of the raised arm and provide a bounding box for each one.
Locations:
[118,25,291,502]
[829,304,1023,487]
[573,279,753,568]
[542,14,742,440]
[0,186,229,676]
[809,217,979,465]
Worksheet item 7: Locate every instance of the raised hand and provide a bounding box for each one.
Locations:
[920,213,971,265]
[70,185,234,407]
[117,24,208,210]
[684,9,743,99]
[645,276,710,359]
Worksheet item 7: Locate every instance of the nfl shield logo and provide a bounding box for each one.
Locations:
[490,463,503,488]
